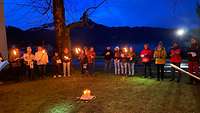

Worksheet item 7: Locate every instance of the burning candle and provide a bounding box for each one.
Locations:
[64,56,69,60]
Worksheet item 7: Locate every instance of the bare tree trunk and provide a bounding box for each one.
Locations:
[53,0,71,56]
[0,0,8,59]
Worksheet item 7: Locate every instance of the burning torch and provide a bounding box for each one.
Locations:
[124,47,128,53]
[75,48,81,54]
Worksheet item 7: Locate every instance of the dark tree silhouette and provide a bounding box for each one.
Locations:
[53,0,70,56]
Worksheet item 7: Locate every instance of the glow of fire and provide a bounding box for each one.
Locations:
[64,56,69,59]
[83,89,91,96]
[13,50,17,55]
[124,48,128,53]
[75,48,81,54]
[42,50,46,53]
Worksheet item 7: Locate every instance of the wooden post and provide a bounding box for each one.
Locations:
[0,0,8,59]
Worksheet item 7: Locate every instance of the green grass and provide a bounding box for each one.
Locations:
[0,72,200,113]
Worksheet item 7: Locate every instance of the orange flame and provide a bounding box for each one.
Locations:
[124,48,128,53]
[42,50,46,53]
[13,50,17,55]
[75,48,81,54]
[83,89,91,96]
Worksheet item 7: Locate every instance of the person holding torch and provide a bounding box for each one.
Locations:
[114,47,121,75]
[127,47,137,76]
[9,46,21,81]
[87,47,96,75]
[78,49,88,74]
[169,42,182,82]
[120,47,128,75]
[62,48,72,77]
[154,41,167,81]
[140,43,153,78]
[23,47,35,80]
[35,46,49,79]
[52,51,62,78]
[103,46,113,72]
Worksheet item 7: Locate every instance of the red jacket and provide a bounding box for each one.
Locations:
[170,47,182,63]
[187,44,200,62]
[140,48,152,63]
[87,51,96,64]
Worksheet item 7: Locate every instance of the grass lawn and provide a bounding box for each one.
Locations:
[0,72,200,113]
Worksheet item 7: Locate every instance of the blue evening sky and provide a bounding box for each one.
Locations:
[4,0,200,30]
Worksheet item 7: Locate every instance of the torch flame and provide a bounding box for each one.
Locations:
[42,50,46,53]
[124,48,128,53]
[75,48,81,54]
[13,50,17,55]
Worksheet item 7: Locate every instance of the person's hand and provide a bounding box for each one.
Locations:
[106,52,110,55]
[191,52,197,57]
[141,54,144,58]
[15,58,20,61]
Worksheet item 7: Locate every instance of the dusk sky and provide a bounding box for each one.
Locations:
[4,0,200,30]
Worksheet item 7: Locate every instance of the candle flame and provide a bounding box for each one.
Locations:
[64,56,69,59]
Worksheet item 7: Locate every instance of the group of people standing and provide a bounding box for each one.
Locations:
[103,38,200,84]
[103,41,168,81]
[0,37,199,84]
[8,46,48,80]
[52,47,96,77]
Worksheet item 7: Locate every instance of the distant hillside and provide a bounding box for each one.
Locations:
[6,19,189,52]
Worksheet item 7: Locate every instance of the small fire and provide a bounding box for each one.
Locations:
[79,89,95,101]
[83,89,91,96]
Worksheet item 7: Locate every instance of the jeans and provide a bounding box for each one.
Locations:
[104,60,112,72]
[121,62,128,75]
[144,62,152,77]
[156,64,164,80]
[114,60,120,75]
[171,63,181,81]
[88,63,95,75]
[25,65,34,80]
[128,62,135,76]
[53,64,62,76]
[63,62,71,76]
[38,65,46,78]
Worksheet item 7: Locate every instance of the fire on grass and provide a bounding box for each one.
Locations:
[76,89,96,101]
